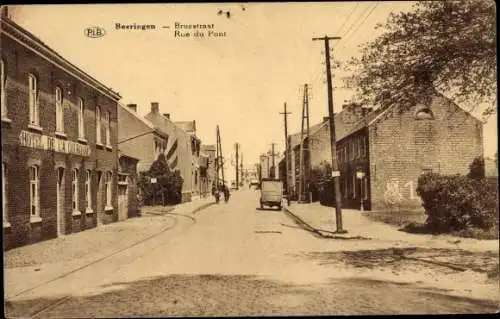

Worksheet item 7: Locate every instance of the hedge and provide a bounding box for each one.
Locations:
[416,173,498,233]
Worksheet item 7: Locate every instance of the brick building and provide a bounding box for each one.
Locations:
[118,153,139,219]
[2,13,120,249]
[287,93,483,211]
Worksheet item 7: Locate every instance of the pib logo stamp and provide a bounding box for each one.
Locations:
[85,26,106,38]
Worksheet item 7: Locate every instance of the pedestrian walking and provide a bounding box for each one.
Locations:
[223,185,230,203]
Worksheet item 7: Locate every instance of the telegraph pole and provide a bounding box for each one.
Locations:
[313,35,346,233]
[298,84,311,203]
[235,143,239,190]
[280,102,292,204]
[270,143,277,179]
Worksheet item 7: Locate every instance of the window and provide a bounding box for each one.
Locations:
[344,176,348,199]
[55,86,64,132]
[29,165,40,217]
[105,171,112,208]
[357,137,362,159]
[72,169,79,211]
[352,172,356,199]
[1,59,6,118]
[354,139,359,159]
[361,137,366,157]
[363,177,368,200]
[28,74,39,125]
[118,174,127,184]
[78,98,85,139]
[96,106,102,144]
[2,163,7,225]
[105,111,111,147]
[85,170,92,211]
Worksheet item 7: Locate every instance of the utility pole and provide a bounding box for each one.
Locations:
[235,143,239,190]
[216,125,225,186]
[240,153,244,186]
[270,143,277,179]
[313,35,346,233]
[298,84,311,203]
[280,102,292,204]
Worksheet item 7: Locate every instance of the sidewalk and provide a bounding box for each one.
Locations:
[4,197,215,298]
[284,202,499,252]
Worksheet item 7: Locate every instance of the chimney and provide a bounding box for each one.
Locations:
[163,113,170,119]
[126,104,137,112]
[151,102,159,114]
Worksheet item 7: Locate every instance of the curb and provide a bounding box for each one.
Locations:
[192,202,216,215]
[284,206,371,240]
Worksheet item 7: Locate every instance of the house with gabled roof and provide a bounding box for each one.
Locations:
[287,91,483,210]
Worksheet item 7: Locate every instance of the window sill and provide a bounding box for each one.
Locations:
[1,117,12,124]
[72,210,82,216]
[28,124,43,133]
[3,221,11,228]
[78,137,88,144]
[104,206,114,212]
[85,208,95,214]
[55,131,68,139]
[118,181,128,186]
[30,216,43,224]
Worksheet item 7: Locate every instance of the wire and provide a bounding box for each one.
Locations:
[342,3,380,46]
[336,3,360,35]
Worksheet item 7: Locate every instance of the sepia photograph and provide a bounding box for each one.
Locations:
[1,1,498,316]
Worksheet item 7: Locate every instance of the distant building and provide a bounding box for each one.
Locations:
[287,93,483,210]
[117,103,169,173]
[144,104,201,202]
[2,12,121,249]
[118,153,140,219]
[200,144,216,195]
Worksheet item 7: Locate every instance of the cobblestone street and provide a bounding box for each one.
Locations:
[4,190,498,316]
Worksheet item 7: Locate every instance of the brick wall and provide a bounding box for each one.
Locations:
[2,29,119,249]
[368,93,483,211]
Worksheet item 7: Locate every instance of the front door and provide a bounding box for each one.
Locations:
[118,184,128,221]
[56,167,64,236]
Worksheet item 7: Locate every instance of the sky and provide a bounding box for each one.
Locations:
[7,2,498,178]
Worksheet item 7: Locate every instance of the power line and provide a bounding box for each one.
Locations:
[336,3,360,35]
[342,3,380,46]
[341,3,375,39]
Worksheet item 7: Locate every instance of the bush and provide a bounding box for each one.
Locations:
[416,173,498,233]
[137,154,184,205]
[467,156,485,180]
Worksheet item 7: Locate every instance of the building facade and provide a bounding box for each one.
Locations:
[200,144,216,196]
[117,103,169,173]
[2,14,120,249]
[144,103,200,202]
[118,153,140,220]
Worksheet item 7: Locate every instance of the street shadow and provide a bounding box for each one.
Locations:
[5,273,498,316]
[255,207,282,212]
[295,248,499,275]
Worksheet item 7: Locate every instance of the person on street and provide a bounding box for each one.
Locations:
[223,184,230,203]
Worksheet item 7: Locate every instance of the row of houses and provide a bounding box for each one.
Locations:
[1,9,216,249]
[280,91,485,211]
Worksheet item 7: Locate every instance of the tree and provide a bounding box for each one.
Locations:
[350,0,496,119]
[137,154,184,205]
[468,156,485,180]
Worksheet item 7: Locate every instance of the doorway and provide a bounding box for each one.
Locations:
[118,175,128,221]
[56,167,64,236]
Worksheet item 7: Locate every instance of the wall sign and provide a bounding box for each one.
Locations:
[19,130,91,157]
